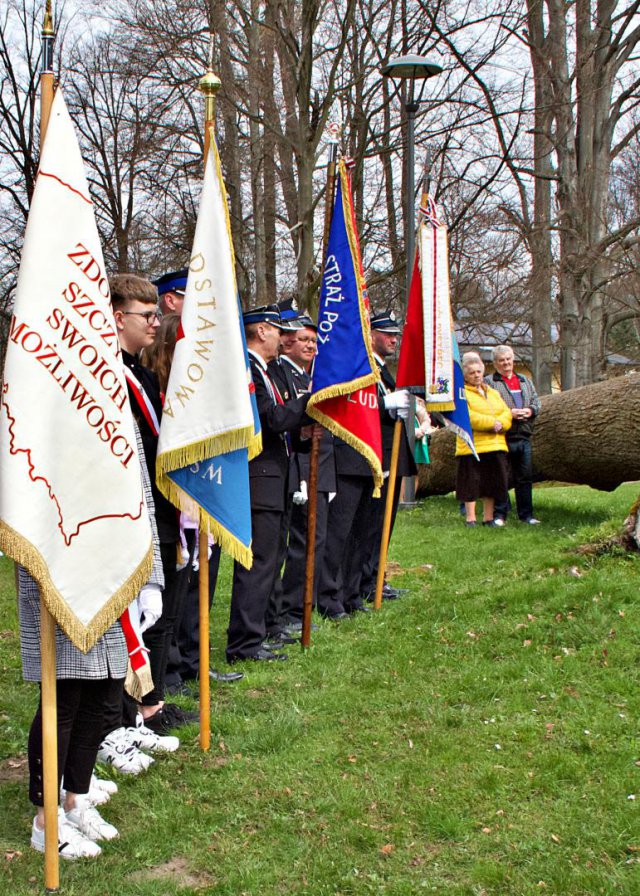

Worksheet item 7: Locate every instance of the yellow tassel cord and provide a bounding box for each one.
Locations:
[0,518,153,654]
[307,403,383,494]
[125,662,154,702]
[155,477,253,570]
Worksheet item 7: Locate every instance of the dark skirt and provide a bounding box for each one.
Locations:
[456,451,509,503]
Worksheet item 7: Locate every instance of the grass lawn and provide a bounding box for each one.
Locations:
[1,483,639,895]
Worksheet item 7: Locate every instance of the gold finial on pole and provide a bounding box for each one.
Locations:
[199,36,221,160]
[40,1,56,147]
[43,0,54,38]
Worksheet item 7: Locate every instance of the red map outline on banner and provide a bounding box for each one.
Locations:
[2,385,145,546]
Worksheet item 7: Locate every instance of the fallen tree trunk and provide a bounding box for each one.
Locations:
[417,371,640,496]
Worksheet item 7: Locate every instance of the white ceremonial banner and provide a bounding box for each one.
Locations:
[156,135,260,567]
[0,89,153,651]
[420,198,455,412]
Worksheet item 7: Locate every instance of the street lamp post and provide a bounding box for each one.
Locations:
[381,54,441,506]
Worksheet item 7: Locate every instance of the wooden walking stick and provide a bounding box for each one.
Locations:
[39,4,60,890]
[301,123,340,648]
[196,49,221,751]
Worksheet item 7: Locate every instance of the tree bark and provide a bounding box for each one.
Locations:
[418,372,640,496]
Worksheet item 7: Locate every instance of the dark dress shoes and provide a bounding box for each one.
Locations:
[210,669,244,683]
[228,648,288,663]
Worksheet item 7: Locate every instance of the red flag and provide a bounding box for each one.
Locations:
[396,252,425,388]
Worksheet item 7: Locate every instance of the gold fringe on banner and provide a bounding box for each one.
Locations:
[307,401,383,496]
[156,423,258,483]
[156,477,253,570]
[338,162,380,383]
[0,519,153,654]
[125,661,154,702]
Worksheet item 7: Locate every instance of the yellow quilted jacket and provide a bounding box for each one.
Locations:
[455,384,512,456]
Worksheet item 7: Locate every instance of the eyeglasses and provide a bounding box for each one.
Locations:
[121,308,163,324]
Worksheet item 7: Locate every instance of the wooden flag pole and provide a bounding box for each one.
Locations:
[196,46,220,751]
[301,127,340,648]
[197,535,210,751]
[39,4,60,891]
[373,421,402,610]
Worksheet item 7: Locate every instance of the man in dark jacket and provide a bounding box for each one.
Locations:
[226,305,311,662]
[486,345,541,525]
[358,311,415,601]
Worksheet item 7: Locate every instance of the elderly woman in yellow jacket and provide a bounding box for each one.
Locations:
[456,352,512,527]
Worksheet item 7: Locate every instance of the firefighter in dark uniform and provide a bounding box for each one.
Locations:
[226,305,311,663]
[358,311,415,601]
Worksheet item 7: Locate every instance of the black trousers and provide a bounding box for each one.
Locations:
[29,677,121,806]
[317,475,374,615]
[141,541,184,705]
[359,475,402,596]
[495,439,535,521]
[176,544,221,681]
[280,493,330,623]
[265,503,293,636]
[227,508,282,660]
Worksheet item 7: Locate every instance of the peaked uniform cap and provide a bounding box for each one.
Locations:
[153,269,188,296]
[371,310,401,334]
[242,304,286,328]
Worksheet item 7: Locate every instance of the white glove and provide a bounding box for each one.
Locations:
[292,480,308,505]
[383,389,411,420]
[138,584,162,633]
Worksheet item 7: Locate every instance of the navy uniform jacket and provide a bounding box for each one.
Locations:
[377,360,416,478]
[270,356,336,493]
[249,352,310,511]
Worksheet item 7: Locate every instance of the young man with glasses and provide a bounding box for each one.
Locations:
[106,274,197,735]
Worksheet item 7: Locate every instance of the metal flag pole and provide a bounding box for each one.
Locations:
[196,44,221,751]
[301,120,341,648]
[39,5,60,890]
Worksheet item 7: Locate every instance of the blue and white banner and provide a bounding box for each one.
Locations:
[157,135,261,568]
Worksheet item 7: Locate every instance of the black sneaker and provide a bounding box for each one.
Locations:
[144,704,198,733]
[163,703,199,725]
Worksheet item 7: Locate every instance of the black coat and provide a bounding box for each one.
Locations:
[377,361,416,478]
[270,357,337,493]
[121,350,179,543]
[249,353,310,511]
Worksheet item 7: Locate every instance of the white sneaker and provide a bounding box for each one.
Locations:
[97,727,154,775]
[127,715,179,753]
[526,518,541,525]
[493,518,506,527]
[31,808,102,859]
[65,796,119,842]
[61,782,110,807]
[91,773,118,796]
